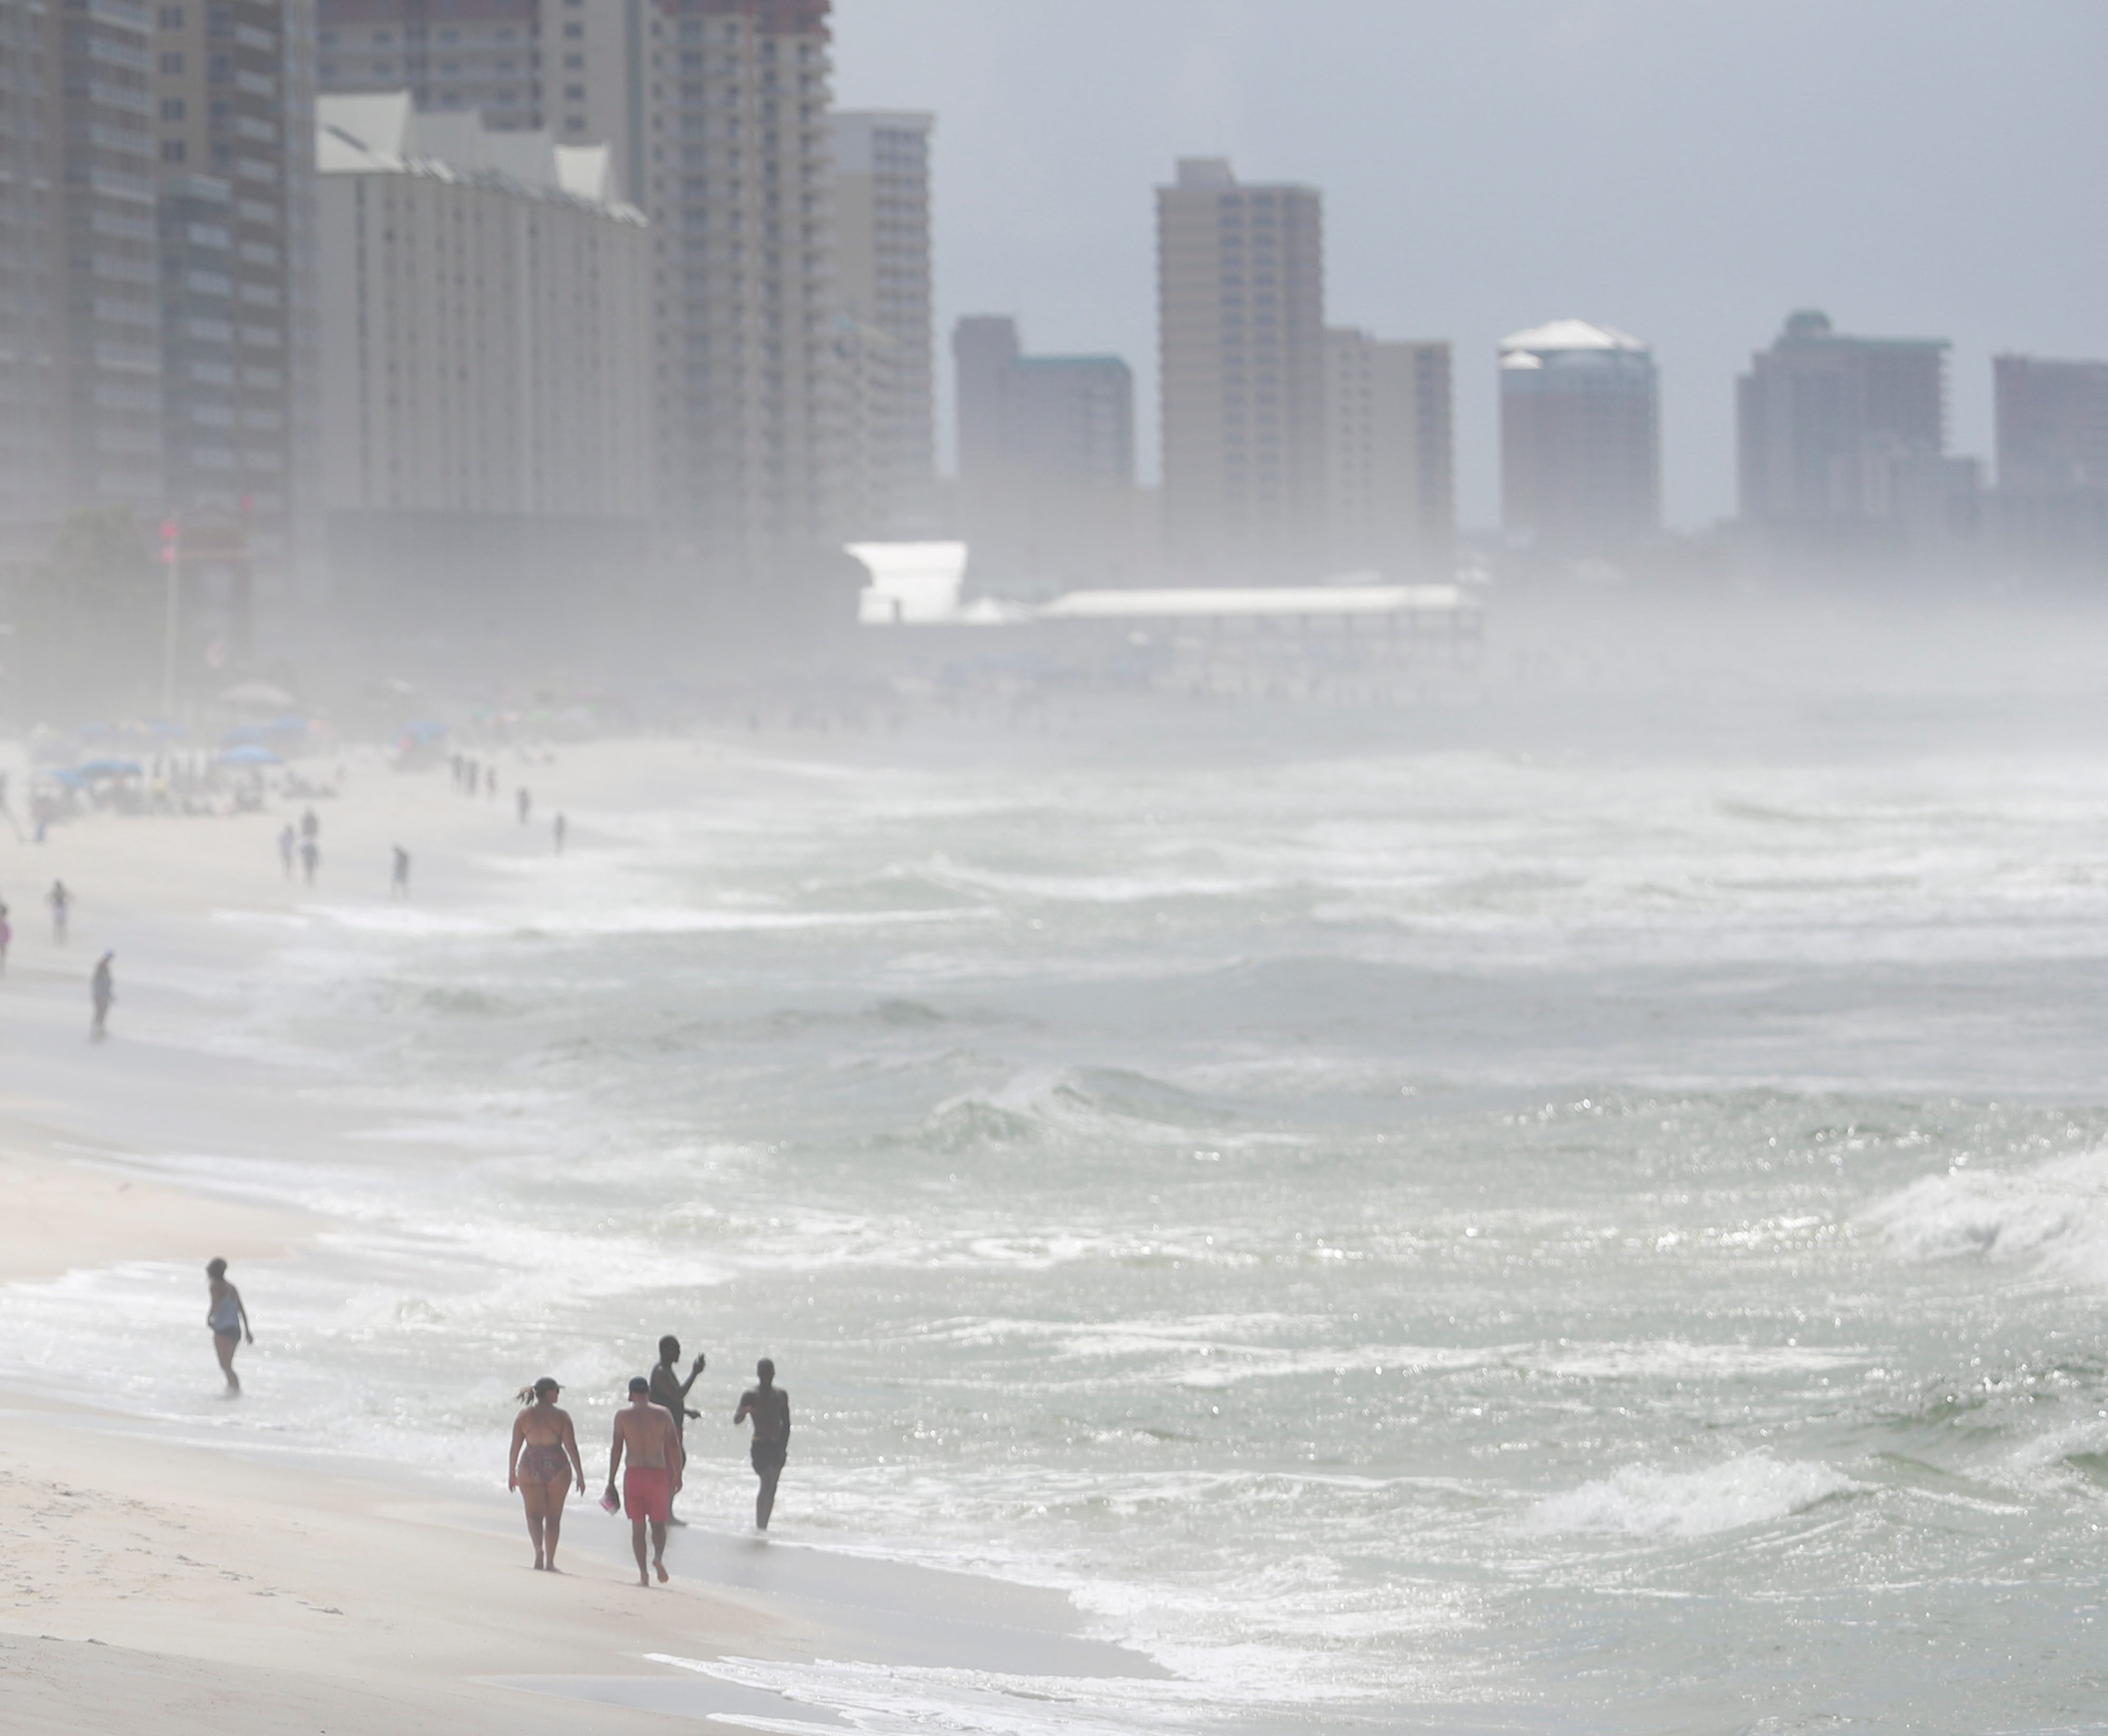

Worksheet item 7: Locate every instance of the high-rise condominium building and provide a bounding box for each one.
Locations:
[830,109,933,536]
[317,0,543,127]
[1324,329,1452,581]
[1499,320,1658,556]
[1995,355,2108,496]
[320,0,839,604]
[0,0,65,552]
[953,316,1135,594]
[1157,158,1326,584]
[152,0,319,621]
[315,94,652,612]
[1736,310,1975,555]
[1992,354,2108,571]
[53,0,165,528]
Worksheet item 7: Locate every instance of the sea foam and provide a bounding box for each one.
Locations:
[1524,1454,1858,1539]
[1864,1145,2108,1283]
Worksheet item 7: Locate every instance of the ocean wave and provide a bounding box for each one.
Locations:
[1524,1453,1859,1539]
[892,1066,1243,1154]
[1863,1146,2108,1282]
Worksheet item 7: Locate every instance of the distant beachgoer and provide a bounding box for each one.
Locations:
[300,837,318,885]
[516,787,531,826]
[553,812,567,855]
[300,807,319,843]
[606,1376,682,1586]
[0,903,10,976]
[485,767,497,799]
[734,1359,791,1532]
[278,823,296,879]
[90,951,114,1039]
[205,1257,252,1394]
[649,1337,705,1525]
[509,1377,585,1571]
[48,879,69,943]
[391,846,411,899]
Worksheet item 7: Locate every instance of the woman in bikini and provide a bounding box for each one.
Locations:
[204,1258,252,1394]
[508,1377,585,1571]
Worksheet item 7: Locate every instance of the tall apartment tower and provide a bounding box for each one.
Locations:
[953,315,1135,594]
[0,0,65,553]
[57,1,165,526]
[1157,158,1326,585]
[317,1,544,127]
[1499,319,1658,556]
[1992,354,2108,571]
[1736,310,1963,553]
[320,0,840,607]
[1324,329,1453,581]
[152,0,319,622]
[1995,355,2108,495]
[829,110,933,536]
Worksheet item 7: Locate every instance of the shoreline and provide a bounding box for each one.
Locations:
[0,732,1167,1733]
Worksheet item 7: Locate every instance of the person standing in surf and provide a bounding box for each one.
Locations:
[508,1377,585,1571]
[734,1358,791,1532]
[204,1257,252,1393]
[648,1336,706,1525]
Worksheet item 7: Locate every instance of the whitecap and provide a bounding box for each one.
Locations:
[1523,1453,1859,1539]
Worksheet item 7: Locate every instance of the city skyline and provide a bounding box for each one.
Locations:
[832,0,2108,531]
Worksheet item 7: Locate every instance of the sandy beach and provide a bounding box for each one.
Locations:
[0,735,1158,1733]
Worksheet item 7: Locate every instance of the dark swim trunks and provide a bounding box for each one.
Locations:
[750,1438,787,1473]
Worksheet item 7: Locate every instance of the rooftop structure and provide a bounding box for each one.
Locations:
[1499,319,1659,555]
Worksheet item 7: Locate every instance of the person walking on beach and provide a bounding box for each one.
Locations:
[205,1257,252,1394]
[300,806,320,845]
[391,846,411,900]
[553,812,567,855]
[0,901,11,977]
[606,1376,682,1586]
[299,835,319,886]
[516,786,531,826]
[734,1358,791,1532]
[90,951,115,1039]
[278,823,296,879]
[47,878,70,944]
[649,1337,706,1525]
[509,1377,585,1572]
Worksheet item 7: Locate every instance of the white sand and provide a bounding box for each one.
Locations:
[0,734,1153,1732]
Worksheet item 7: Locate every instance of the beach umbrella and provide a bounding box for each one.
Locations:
[219,743,281,767]
[75,758,143,779]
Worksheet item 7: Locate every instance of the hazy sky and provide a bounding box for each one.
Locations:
[834,0,2108,531]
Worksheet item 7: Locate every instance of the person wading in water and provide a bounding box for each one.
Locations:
[204,1258,252,1394]
[734,1358,791,1532]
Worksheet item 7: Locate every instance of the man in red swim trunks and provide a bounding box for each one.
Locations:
[606,1375,683,1585]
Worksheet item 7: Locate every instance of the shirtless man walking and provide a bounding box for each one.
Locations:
[734,1358,791,1532]
[606,1376,682,1585]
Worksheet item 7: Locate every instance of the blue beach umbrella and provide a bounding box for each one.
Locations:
[219,743,281,767]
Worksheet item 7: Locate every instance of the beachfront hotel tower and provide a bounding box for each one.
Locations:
[1324,328,1453,581]
[1157,157,1328,585]
[314,94,653,627]
[1499,319,1660,557]
[319,0,841,608]
[953,315,1137,595]
[829,110,935,538]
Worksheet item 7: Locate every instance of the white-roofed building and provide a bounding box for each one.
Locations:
[1499,319,1660,557]
[317,93,650,524]
[315,94,652,632]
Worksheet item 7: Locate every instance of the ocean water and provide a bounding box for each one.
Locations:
[11,684,2108,1732]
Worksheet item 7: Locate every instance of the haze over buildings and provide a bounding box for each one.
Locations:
[953,315,1136,594]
